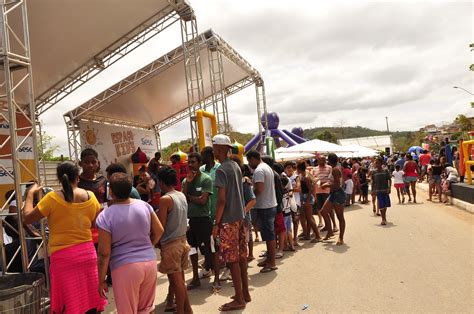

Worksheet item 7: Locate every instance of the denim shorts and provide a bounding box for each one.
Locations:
[377,192,391,209]
[433,175,441,184]
[301,193,315,205]
[284,215,292,231]
[404,176,417,183]
[328,188,346,205]
[255,207,277,241]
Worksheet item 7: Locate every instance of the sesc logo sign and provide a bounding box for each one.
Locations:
[141,138,154,146]
[19,146,33,153]
[0,123,10,129]
[0,168,14,177]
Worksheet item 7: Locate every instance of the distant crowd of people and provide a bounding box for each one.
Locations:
[1,134,462,313]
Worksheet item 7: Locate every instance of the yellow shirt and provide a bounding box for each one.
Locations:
[37,191,101,254]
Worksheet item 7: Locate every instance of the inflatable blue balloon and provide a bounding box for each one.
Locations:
[291,127,304,138]
[261,112,280,130]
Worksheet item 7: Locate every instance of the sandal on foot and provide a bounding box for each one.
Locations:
[275,252,284,259]
[186,281,201,290]
[260,266,278,273]
[257,260,268,267]
[310,238,322,243]
[323,234,334,240]
[218,301,246,312]
[211,284,222,294]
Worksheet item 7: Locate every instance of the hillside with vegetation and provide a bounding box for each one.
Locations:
[160,126,429,159]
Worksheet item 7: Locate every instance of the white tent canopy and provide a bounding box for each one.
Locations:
[338,135,393,154]
[275,151,314,162]
[276,139,354,155]
[1,0,178,111]
[338,144,380,158]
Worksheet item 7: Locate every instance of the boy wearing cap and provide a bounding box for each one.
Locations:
[211,134,250,312]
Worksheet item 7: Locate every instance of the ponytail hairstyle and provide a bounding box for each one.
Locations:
[57,161,79,203]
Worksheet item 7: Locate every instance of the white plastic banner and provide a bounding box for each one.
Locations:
[78,121,158,168]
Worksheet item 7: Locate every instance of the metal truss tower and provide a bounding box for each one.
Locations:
[207,35,230,134]
[177,2,205,151]
[255,78,268,152]
[0,0,48,283]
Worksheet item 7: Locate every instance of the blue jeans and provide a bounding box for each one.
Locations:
[255,207,277,241]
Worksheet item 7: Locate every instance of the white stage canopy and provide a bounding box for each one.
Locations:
[275,139,354,155]
[64,30,261,130]
[338,144,380,158]
[0,0,183,114]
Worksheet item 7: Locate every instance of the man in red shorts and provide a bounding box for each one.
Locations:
[212,134,249,312]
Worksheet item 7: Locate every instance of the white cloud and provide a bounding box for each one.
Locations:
[40,0,474,156]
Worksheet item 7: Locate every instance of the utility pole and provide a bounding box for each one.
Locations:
[385,116,390,134]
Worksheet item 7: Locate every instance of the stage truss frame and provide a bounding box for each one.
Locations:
[0,0,51,286]
[64,29,266,160]
[0,0,193,290]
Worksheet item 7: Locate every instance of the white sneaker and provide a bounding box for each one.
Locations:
[220,268,231,281]
[199,268,213,279]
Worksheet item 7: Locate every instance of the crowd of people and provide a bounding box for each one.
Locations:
[6,134,460,313]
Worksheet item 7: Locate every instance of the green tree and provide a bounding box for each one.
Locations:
[455,114,472,131]
[37,130,60,161]
[316,130,337,143]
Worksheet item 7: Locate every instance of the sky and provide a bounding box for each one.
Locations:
[41,0,474,155]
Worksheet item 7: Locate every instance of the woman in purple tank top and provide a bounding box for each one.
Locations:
[97,173,164,314]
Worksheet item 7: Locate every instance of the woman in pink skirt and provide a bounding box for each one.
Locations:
[23,161,107,313]
[97,172,164,314]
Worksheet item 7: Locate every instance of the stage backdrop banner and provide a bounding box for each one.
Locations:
[78,121,158,169]
[0,110,36,205]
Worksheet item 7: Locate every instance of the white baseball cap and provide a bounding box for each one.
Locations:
[212,134,233,147]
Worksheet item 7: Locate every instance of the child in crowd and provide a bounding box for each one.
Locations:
[392,164,405,204]
[344,174,353,206]
[78,148,108,271]
[281,176,296,251]
[430,159,444,202]
[242,165,257,261]
[441,166,459,204]
[156,166,192,314]
[78,149,108,207]
[359,167,369,204]
[371,158,392,225]
[426,160,435,201]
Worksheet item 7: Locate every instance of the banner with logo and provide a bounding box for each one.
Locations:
[0,110,36,205]
[78,121,158,169]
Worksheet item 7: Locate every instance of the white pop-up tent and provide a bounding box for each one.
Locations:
[338,144,380,158]
[275,151,314,162]
[276,139,354,155]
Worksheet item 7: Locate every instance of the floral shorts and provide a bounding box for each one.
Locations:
[219,220,247,264]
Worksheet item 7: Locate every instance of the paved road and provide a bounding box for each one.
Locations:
[104,188,473,313]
